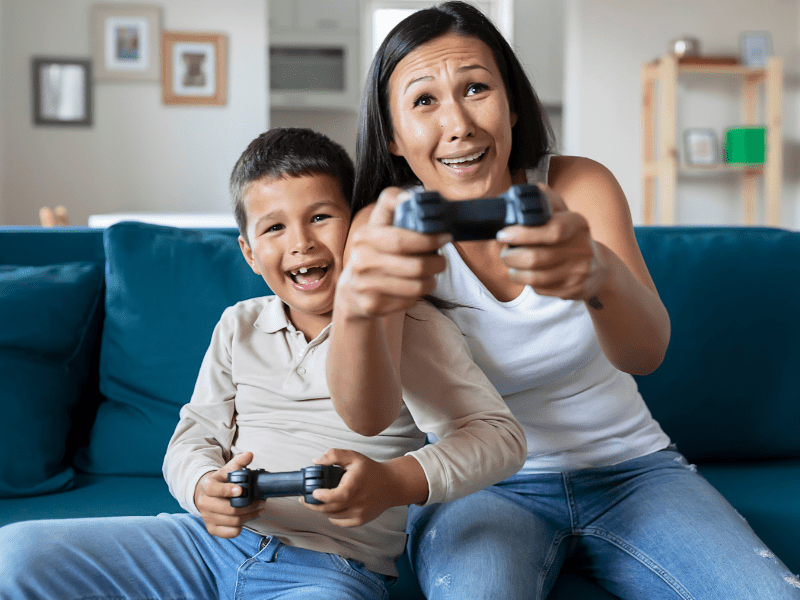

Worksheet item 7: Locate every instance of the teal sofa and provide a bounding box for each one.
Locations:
[1,222,798,599]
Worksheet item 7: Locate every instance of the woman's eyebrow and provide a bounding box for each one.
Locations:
[405,64,492,92]
[458,64,491,75]
[406,75,433,92]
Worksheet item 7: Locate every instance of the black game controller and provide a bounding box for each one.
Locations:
[227,465,345,508]
[393,183,551,241]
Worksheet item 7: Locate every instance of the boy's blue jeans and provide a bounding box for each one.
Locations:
[0,512,388,600]
[407,447,800,599]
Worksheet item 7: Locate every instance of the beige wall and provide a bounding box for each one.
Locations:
[0,0,268,226]
[564,0,800,228]
[0,4,5,225]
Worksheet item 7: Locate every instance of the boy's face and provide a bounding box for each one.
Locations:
[239,174,351,339]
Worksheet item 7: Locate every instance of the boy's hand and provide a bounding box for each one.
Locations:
[194,451,265,539]
[302,449,428,528]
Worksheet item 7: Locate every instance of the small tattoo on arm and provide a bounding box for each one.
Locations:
[588,296,604,310]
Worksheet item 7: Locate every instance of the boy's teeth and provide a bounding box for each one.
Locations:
[441,150,484,165]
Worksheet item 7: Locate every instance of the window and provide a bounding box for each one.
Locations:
[365,0,513,73]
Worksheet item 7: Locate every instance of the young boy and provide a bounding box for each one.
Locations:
[0,128,524,600]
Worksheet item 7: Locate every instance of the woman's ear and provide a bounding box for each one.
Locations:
[511,112,518,128]
[388,138,402,157]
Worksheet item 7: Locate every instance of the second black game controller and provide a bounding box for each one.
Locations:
[227,465,345,508]
[392,183,551,241]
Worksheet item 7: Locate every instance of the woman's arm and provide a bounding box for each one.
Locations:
[498,156,670,375]
[327,189,451,435]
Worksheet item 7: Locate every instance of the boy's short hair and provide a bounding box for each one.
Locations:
[230,128,355,243]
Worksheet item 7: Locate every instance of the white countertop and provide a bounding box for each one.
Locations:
[88,213,237,229]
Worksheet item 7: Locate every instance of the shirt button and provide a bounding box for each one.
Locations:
[297,367,306,375]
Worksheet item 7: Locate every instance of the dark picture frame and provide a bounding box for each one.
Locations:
[32,57,93,127]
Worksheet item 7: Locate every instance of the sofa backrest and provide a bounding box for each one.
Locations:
[74,223,272,476]
[0,228,107,466]
[3,225,799,475]
[634,227,800,463]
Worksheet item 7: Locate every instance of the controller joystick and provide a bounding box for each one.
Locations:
[227,465,345,508]
[392,183,551,241]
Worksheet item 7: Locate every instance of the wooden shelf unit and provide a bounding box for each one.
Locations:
[641,54,783,226]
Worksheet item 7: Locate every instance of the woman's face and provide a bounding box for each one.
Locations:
[387,33,517,201]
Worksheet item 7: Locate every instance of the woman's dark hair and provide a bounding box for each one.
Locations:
[230,127,354,243]
[352,0,554,213]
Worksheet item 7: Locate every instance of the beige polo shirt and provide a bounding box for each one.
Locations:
[163,295,525,576]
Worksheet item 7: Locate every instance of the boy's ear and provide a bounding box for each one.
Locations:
[238,235,260,275]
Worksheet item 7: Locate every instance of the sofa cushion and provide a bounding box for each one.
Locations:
[0,262,103,497]
[700,461,800,573]
[75,223,270,476]
[0,473,182,527]
[634,227,800,462]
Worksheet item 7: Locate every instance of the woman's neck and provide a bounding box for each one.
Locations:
[453,240,526,303]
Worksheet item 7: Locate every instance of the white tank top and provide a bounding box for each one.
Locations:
[432,156,670,472]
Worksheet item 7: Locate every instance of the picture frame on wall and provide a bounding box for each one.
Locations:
[90,3,162,82]
[162,32,228,106]
[684,128,718,166]
[740,31,772,67]
[32,57,93,126]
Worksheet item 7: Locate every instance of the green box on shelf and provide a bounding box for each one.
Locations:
[725,126,766,164]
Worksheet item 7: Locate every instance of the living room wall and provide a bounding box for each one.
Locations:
[564,0,800,228]
[0,0,268,226]
[0,6,5,226]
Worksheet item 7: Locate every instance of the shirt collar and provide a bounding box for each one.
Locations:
[253,295,333,343]
[254,295,293,334]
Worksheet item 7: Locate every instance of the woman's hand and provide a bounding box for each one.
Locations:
[496,185,606,303]
[301,449,428,528]
[193,451,266,539]
[494,159,670,376]
[336,187,452,320]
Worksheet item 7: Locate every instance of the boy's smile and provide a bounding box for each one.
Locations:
[239,173,351,340]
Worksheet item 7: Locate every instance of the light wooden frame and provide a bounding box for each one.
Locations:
[161,32,227,106]
[90,3,162,82]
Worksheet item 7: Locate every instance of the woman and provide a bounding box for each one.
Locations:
[327,2,797,598]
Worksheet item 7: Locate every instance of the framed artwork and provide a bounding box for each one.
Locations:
[162,32,228,106]
[32,58,93,126]
[90,4,162,82]
[740,31,772,67]
[684,128,718,165]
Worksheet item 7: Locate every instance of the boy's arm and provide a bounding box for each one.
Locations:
[400,301,527,505]
[312,301,526,528]
[163,311,239,517]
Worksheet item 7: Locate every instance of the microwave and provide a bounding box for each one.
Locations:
[269,31,361,111]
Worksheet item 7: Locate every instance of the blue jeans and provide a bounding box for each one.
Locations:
[0,512,388,600]
[407,447,800,599]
